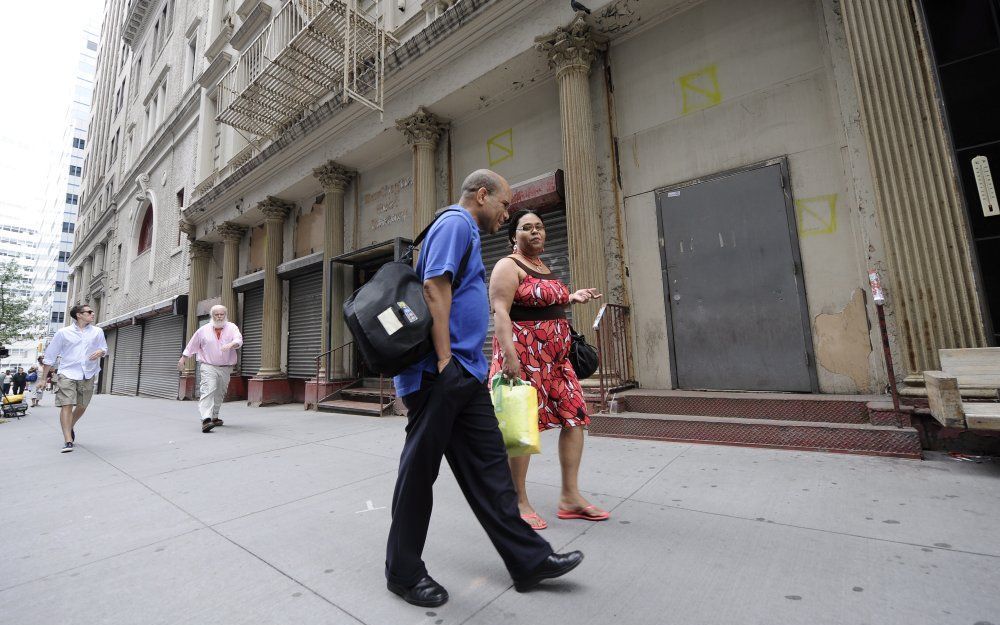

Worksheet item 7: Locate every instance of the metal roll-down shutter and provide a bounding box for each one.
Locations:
[287,270,323,378]
[241,286,264,377]
[138,314,185,399]
[111,324,142,396]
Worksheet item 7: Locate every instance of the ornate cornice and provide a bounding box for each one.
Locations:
[258,196,295,221]
[536,14,606,76]
[396,106,448,147]
[216,221,247,242]
[313,161,355,192]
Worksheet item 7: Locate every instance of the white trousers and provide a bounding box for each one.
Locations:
[198,364,232,420]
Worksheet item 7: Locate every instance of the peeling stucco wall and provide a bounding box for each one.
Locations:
[247,225,265,274]
[813,288,873,393]
[293,202,324,258]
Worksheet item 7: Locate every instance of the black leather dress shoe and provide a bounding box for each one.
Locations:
[387,575,449,607]
[514,551,584,592]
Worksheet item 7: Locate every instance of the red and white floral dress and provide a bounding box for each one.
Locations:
[490,257,589,430]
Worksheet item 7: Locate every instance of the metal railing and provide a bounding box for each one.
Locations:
[311,341,357,409]
[593,303,636,413]
[217,0,394,138]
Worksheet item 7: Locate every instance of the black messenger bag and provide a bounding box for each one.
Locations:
[343,208,472,377]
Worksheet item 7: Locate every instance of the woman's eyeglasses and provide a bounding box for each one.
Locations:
[517,225,545,233]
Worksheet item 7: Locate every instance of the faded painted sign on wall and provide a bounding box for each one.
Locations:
[363,177,413,232]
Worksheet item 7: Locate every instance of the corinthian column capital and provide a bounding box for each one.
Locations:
[188,240,214,260]
[396,106,448,147]
[313,161,355,192]
[216,221,247,243]
[258,196,295,221]
[536,14,606,75]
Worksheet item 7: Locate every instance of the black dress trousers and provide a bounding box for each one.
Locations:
[385,359,553,586]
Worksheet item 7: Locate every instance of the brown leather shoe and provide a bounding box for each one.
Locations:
[201,418,215,433]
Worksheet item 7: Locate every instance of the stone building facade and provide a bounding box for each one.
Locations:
[72,0,994,404]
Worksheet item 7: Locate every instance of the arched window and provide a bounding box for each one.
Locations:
[137,205,153,254]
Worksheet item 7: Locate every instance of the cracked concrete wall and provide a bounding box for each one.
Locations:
[612,0,882,392]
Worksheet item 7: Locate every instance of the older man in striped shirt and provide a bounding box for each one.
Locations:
[178,305,243,432]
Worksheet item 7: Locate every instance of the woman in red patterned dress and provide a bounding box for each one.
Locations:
[489,210,608,531]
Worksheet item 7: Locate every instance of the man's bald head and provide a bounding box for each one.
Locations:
[460,169,504,200]
[458,169,512,235]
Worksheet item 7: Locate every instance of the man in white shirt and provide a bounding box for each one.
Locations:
[42,304,108,453]
[177,305,243,433]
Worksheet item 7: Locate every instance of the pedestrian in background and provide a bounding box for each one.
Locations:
[2,370,11,395]
[177,304,242,433]
[42,304,107,453]
[12,367,27,395]
[385,169,583,608]
[26,366,39,406]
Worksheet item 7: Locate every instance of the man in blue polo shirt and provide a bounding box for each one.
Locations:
[386,169,584,607]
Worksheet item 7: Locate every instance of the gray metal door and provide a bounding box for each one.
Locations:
[480,210,572,358]
[287,270,322,378]
[655,160,817,392]
[138,314,184,399]
[241,286,264,376]
[111,324,142,395]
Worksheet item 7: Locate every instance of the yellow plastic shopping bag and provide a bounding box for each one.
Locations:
[490,374,541,457]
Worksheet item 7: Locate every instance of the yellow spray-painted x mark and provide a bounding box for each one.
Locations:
[679,64,722,114]
[487,129,514,166]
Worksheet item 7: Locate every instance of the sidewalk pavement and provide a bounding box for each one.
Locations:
[2,395,999,625]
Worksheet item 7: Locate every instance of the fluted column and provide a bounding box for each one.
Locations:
[537,15,609,341]
[67,268,78,308]
[217,222,246,325]
[841,0,987,377]
[184,240,214,375]
[257,197,293,378]
[313,162,354,378]
[397,106,448,237]
[80,256,94,303]
[93,244,106,276]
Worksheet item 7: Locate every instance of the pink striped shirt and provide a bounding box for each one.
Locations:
[183,322,243,366]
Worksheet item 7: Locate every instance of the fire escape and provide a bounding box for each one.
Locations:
[217,0,396,139]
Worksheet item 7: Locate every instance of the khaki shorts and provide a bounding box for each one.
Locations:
[54,375,96,408]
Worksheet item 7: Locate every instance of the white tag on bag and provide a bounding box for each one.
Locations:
[377,308,403,336]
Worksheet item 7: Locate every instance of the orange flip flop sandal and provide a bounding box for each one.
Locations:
[556,505,610,521]
[521,512,548,530]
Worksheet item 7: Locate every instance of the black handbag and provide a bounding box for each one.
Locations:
[568,326,599,379]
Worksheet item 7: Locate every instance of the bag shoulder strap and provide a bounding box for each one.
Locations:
[406,207,474,289]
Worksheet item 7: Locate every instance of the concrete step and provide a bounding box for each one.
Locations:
[615,391,874,424]
[360,377,395,390]
[316,399,388,416]
[341,387,396,402]
[589,412,922,459]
